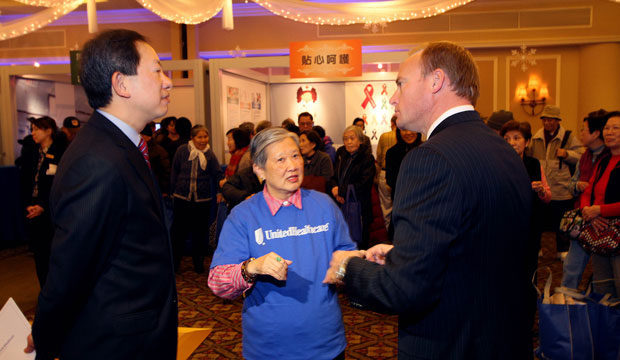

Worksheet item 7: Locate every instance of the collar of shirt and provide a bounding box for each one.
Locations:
[262,186,302,216]
[97,109,141,147]
[427,105,475,137]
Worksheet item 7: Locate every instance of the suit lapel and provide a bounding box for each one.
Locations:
[89,112,164,218]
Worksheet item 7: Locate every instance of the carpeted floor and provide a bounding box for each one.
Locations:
[2,231,591,359]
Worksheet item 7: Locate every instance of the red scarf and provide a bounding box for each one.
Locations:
[225,146,248,178]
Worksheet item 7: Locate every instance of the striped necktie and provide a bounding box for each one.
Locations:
[138,138,151,169]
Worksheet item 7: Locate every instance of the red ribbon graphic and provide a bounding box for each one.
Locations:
[381,83,388,95]
[361,84,376,109]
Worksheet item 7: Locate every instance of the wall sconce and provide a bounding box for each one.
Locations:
[516,75,549,116]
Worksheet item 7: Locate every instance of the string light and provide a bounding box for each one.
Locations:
[0,0,81,41]
[138,0,223,24]
[249,0,473,27]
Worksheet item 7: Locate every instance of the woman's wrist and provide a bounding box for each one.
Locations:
[241,258,257,283]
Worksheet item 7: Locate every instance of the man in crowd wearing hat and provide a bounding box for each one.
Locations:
[528,105,583,260]
[56,116,81,149]
[486,110,514,134]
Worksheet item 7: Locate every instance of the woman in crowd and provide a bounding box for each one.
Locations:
[220,128,251,187]
[19,116,65,287]
[299,130,333,192]
[500,120,552,338]
[562,109,609,290]
[580,111,620,298]
[208,128,359,360]
[221,166,263,211]
[385,128,422,199]
[329,125,376,249]
[161,117,192,161]
[154,116,175,144]
[170,125,224,273]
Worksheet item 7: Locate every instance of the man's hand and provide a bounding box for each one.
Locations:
[364,244,394,265]
[556,148,568,159]
[26,205,44,219]
[24,333,35,353]
[323,250,365,285]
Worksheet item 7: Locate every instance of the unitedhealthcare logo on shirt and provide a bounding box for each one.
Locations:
[255,228,265,245]
[254,223,330,245]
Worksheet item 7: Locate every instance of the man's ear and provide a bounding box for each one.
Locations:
[111,71,131,99]
[430,68,446,94]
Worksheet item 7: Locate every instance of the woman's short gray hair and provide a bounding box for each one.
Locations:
[251,127,299,168]
[343,125,364,142]
[190,124,208,138]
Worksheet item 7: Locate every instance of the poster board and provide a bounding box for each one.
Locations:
[345,80,397,145]
[221,72,267,134]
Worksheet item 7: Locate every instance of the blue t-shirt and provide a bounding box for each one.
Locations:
[211,189,357,360]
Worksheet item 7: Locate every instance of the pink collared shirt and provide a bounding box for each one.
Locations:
[262,187,302,216]
[207,187,303,299]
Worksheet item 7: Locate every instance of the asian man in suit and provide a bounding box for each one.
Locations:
[324,42,533,359]
[25,29,177,360]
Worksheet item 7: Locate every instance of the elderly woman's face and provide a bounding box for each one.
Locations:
[254,137,304,200]
[343,130,361,154]
[503,130,528,157]
[193,130,209,151]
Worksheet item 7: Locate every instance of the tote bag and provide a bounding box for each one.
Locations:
[341,184,362,247]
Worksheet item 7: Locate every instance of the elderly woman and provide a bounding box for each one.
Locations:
[299,130,333,192]
[19,116,65,287]
[500,120,552,338]
[329,125,376,249]
[208,128,358,360]
[580,111,620,298]
[170,125,224,273]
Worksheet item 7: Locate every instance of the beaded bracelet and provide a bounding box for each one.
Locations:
[241,257,257,283]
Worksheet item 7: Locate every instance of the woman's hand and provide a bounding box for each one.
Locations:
[26,205,44,219]
[576,181,588,193]
[531,181,544,194]
[331,186,345,204]
[582,205,601,221]
[245,252,292,281]
[219,178,227,188]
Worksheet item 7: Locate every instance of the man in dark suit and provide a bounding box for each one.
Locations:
[324,42,533,359]
[25,29,177,360]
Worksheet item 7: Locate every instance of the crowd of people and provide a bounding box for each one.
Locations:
[15,29,619,360]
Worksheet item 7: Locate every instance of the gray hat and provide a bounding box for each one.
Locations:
[540,105,561,120]
[487,110,514,131]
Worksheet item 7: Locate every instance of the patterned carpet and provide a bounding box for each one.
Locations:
[175,259,398,359]
[174,231,592,360]
[8,230,590,359]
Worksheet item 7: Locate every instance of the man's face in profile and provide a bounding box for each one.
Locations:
[125,41,173,124]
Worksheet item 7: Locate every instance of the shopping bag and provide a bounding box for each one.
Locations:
[535,268,620,360]
[341,185,362,247]
[534,268,594,360]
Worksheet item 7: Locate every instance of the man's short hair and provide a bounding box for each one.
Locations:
[419,41,480,106]
[298,112,313,122]
[80,29,147,109]
[353,117,364,126]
